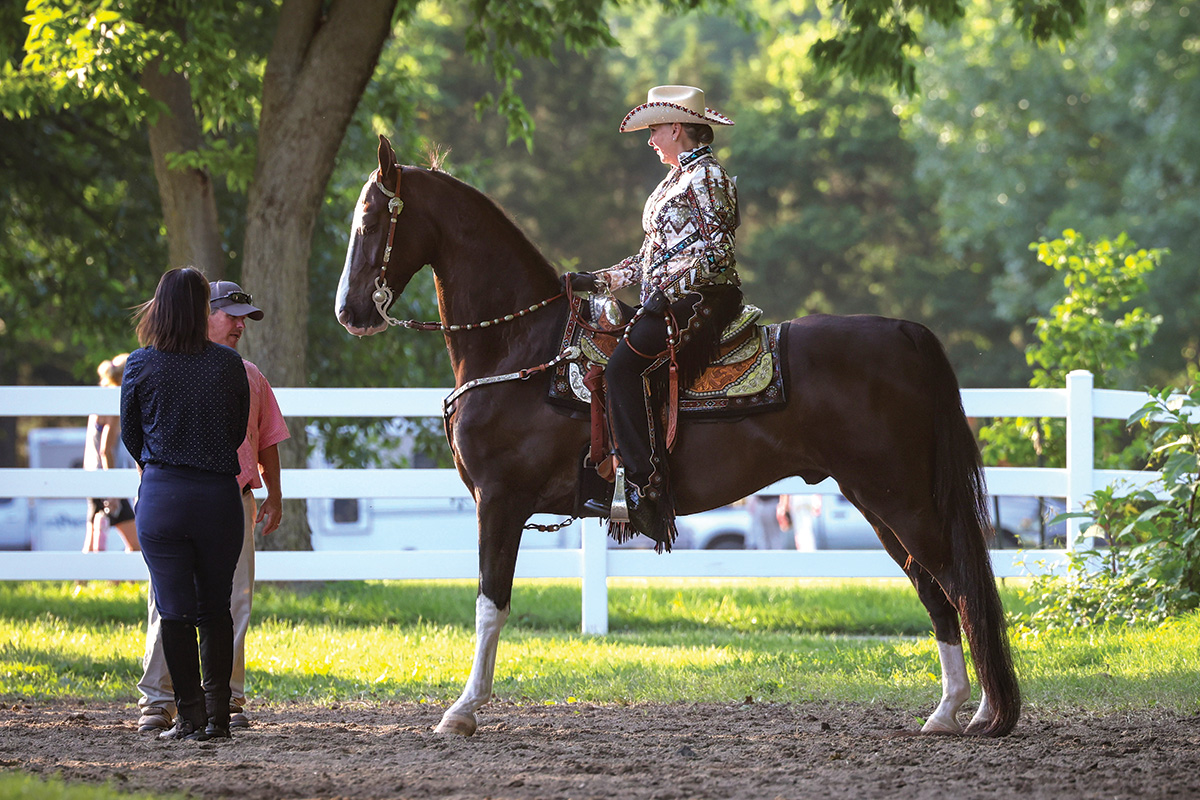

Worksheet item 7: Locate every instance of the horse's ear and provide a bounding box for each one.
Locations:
[378,134,397,183]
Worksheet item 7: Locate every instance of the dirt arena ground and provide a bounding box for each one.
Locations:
[3,700,1199,799]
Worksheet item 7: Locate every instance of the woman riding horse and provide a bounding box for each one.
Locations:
[336,132,1020,738]
[571,85,743,546]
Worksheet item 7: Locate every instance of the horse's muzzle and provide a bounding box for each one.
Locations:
[340,319,388,337]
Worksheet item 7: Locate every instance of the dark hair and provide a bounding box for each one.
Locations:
[680,123,714,146]
[134,267,211,353]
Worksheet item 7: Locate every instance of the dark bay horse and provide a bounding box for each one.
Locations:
[336,135,1020,738]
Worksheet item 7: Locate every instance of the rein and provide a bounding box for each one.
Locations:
[441,345,581,414]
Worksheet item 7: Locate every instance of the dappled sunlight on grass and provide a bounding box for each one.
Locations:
[1,580,1197,714]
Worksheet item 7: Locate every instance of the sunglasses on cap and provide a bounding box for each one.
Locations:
[213,291,253,305]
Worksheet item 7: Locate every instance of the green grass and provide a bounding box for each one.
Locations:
[2,578,1198,716]
[0,773,184,800]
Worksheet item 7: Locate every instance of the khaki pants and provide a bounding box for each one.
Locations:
[137,491,256,713]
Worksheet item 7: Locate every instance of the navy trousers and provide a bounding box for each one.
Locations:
[136,464,243,625]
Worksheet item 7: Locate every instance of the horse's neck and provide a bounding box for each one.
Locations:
[427,193,562,383]
[435,271,562,386]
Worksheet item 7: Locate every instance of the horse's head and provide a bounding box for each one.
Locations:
[335,134,432,336]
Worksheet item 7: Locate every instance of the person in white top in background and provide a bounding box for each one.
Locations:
[83,353,139,555]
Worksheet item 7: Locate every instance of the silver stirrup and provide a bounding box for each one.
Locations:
[610,466,630,522]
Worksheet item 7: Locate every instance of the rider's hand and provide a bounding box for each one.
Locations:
[641,289,669,316]
[569,272,602,293]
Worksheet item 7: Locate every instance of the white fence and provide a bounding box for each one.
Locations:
[0,370,1169,633]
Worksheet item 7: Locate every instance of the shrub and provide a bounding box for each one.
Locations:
[1018,386,1200,630]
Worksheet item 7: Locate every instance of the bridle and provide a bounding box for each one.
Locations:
[368,166,410,328]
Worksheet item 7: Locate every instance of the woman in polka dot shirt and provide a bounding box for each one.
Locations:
[121,267,249,742]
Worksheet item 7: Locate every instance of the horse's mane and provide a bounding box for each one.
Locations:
[426,144,450,172]
[416,166,560,283]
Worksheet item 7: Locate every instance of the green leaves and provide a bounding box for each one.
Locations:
[164,137,257,194]
[1027,229,1164,390]
[1009,0,1086,43]
[811,0,1082,94]
[2,0,269,135]
[462,0,617,146]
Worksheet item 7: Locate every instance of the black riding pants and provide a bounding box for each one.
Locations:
[605,292,710,496]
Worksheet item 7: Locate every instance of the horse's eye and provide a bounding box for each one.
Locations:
[362,223,379,235]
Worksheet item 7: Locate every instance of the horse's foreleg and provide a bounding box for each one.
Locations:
[435,594,510,736]
[435,492,525,736]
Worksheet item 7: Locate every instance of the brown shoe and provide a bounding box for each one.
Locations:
[229,704,250,729]
[137,707,173,734]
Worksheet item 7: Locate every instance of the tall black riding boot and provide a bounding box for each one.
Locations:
[158,619,210,741]
[199,619,235,739]
[606,338,674,549]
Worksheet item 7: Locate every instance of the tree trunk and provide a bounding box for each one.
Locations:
[241,0,398,551]
[140,58,224,277]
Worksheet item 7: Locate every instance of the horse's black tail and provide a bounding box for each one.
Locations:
[909,322,1021,737]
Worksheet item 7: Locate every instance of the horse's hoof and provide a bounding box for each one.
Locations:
[921,716,963,735]
[434,712,477,737]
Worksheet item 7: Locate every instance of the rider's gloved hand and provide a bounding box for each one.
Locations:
[641,289,669,316]
[568,272,602,293]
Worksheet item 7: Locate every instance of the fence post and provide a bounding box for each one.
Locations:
[580,518,609,634]
[1065,370,1095,551]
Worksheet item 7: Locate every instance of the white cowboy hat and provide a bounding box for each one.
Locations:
[618,85,735,133]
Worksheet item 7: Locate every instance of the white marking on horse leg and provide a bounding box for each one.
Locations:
[922,641,970,734]
[435,595,510,736]
[968,690,993,730]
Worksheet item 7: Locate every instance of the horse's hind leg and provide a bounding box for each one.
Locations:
[435,495,525,736]
[867,511,970,734]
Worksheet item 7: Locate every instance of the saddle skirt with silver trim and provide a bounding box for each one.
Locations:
[548,294,788,418]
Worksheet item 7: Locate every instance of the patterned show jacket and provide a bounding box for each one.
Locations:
[599,145,740,303]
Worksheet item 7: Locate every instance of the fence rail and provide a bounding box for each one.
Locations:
[0,370,1167,633]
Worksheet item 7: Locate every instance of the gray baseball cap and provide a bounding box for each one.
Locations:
[209,280,264,320]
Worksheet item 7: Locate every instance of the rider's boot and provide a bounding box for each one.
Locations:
[612,466,673,551]
[627,480,671,550]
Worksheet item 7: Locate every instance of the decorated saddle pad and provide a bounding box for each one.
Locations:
[548,294,788,418]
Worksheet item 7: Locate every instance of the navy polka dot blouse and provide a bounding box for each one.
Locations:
[120,342,250,476]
